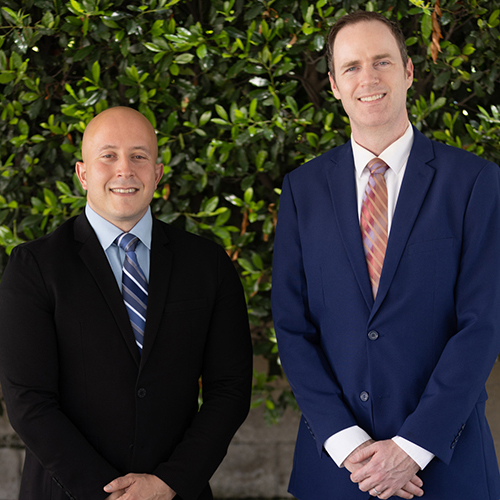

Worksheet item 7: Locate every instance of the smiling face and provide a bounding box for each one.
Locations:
[76,107,163,232]
[329,20,413,153]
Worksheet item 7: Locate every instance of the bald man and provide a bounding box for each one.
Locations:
[0,107,253,500]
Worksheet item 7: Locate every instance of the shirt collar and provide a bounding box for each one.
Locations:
[85,204,153,251]
[352,123,414,178]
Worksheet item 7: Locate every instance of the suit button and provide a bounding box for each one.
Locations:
[360,391,369,402]
[368,330,379,340]
[137,388,147,398]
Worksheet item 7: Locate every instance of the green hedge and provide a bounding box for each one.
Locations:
[1,0,500,422]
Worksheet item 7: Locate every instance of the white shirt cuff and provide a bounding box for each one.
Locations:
[392,436,434,469]
[324,426,372,467]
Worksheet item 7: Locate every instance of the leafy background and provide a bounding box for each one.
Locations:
[1,0,500,422]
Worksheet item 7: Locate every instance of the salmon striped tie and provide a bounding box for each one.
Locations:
[360,158,389,298]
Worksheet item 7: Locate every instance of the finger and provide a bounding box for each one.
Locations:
[374,486,414,500]
[367,479,423,500]
[410,475,424,488]
[393,489,414,500]
[402,481,424,498]
[105,490,127,500]
[350,445,376,465]
[350,460,378,483]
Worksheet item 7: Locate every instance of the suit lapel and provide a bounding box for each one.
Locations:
[140,219,172,367]
[370,130,436,319]
[74,213,141,366]
[327,142,374,311]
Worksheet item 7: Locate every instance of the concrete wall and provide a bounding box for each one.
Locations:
[2,362,500,499]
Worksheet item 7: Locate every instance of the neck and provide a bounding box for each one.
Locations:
[352,120,410,156]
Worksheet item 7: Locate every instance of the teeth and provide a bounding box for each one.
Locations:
[111,188,137,193]
[360,94,384,102]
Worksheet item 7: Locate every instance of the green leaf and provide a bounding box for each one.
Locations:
[56,181,73,197]
[92,60,100,84]
[237,258,255,273]
[175,53,195,64]
[421,12,432,41]
[20,92,39,103]
[249,76,269,87]
[244,187,254,204]
[199,111,212,126]
[215,104,229,121]
[0,72,15,84]
[43,188,58,207]
[73,45,94,62]
[255,150,268,170]
[211,226,231,240]
[203,196,219,213]
[462,44,475,56]
[249,98,258,118]
[225,194,244,207]
[1,7,18,23]
[69,0,85,14]
[196,44,207,59]
[252,253,264,270]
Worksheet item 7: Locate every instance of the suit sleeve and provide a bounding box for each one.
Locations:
[398,162,500,464]
[152,246,253,500]
[0,245,120,499]
[271,174,359,456]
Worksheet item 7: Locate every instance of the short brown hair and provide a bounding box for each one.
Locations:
[326,11,408,81]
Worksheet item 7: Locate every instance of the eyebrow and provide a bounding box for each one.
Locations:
[97,144,152,155]
[340,53,393,70]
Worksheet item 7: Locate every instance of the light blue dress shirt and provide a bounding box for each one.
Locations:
[85,204,152,291]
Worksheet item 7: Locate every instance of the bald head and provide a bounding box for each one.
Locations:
[75,106,163,232]
[81,106,158,163]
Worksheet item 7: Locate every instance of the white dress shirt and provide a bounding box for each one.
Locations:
[323,124,435,470]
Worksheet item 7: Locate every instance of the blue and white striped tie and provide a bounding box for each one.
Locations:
[115,232,148,354]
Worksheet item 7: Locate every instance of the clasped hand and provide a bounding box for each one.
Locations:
[104,473,176,500]
[343,440,423,499]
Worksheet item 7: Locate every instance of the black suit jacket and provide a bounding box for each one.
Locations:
[0,213,253,500]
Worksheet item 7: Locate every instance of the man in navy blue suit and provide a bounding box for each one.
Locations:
[272,11,500,500]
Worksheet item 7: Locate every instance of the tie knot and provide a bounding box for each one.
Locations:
[367,158,389,176]
[115,232,139,253]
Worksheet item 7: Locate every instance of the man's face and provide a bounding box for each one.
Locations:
[76,108,163,232]
[329,20,413,140]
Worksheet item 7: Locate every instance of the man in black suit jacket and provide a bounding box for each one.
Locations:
[0,106,253,500]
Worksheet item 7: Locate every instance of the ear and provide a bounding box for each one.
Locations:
[75,161,88,190]
[329,72,341,100]
[405,57,414,90]
[154,162,164,188]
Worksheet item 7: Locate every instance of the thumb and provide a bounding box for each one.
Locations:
[104,475,131,493]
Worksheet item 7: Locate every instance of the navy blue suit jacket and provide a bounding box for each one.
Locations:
[272,128,500,499]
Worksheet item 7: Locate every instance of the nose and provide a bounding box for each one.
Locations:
[116,157,135,177]
[360,66,379,86]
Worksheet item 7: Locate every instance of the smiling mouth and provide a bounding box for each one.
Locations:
[110,188,138,194]
[359,93,385,102]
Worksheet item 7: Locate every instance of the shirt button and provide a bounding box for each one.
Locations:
[360,391,369,402]
[137,388,147,398]
[368,330,379,340]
